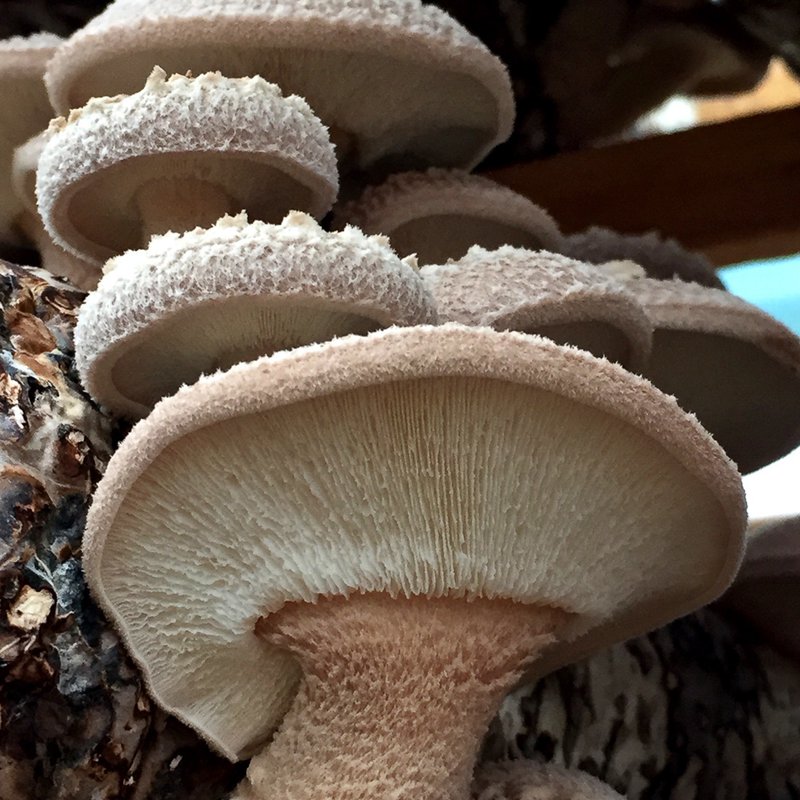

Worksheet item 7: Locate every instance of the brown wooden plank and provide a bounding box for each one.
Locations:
[485,107,800,267]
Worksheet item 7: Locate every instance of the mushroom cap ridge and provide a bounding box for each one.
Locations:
[45,0,513,171]
[82,324,745,760]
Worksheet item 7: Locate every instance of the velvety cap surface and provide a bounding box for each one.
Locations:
[630,277,800,474]
[83,324,744,760]
[421,246,652,371]
[46,0,514,171]
[334,169,562,263]
[38,68,338,265]
[76,212,434,417]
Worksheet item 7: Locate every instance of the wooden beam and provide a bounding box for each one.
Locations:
[486,107,800,267]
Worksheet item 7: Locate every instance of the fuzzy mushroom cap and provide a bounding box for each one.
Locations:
[333,169,562,263]
[420,247,652,372]
[37,68,339,266]
[45,0,513,172]
[0,33,61,246]
[722,515,800,662]
[562,226,723,289]
[83,324,744,761]
[629,277,800,474]
[474,760,624,799]
[75,212,434,417]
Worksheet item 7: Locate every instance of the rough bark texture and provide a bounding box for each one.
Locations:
[1,261,798,799]
[0,260,244,799]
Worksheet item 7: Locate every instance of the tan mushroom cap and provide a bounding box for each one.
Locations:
[420,247,652,372]
[562,226,722,289]
[0,33,61,246]
[37,68,339,267]
[722,515,800,662]
[83,324,744,760]
[333,170,562,264]
[45,0,514,173]
[629,277,800,474]
[75,212,434,418]
[13,131,99,289]
[474,761,625,799]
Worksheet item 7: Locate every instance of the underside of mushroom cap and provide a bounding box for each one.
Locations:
[38,68,338,266]
[75,211,434,417]
[630,277,800,474]
[45,0,513,173]
[83,324,744,761]
[334,169,562,263]
[722,515,800,662]
[0,33,61,245]
[562,226,723,288]
[420,247,652,372]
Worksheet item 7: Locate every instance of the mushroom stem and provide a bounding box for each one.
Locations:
[134,177,234,244]
[237,594,567,800]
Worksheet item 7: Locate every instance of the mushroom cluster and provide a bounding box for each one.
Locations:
[10,1,800,798]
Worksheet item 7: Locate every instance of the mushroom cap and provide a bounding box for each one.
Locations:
[333,169,562,264]
[474,760,625,800]
[11,129,48,216]
[562,226,723,289]
[722,515,800,662]
[420,247,652,372]
[83,324,744,761]
[0,33,61,245]
[45,0,514,172]
[37,68,339,266]
[630,277,800,474]
[75,212,434,417]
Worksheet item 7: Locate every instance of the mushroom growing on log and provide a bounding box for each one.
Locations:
[334,169,563,264]
[82,324,744,800]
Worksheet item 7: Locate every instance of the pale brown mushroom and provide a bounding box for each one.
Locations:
[37,68,338,270]
[45,0,514,173]
[0,33,61,250]
[562,225,722,288]
[83,324,744,800]
[75,212,435,417]
[334,169,562,264]
[12,131,98,289]
[627,277,800,474]
[420,247,651,372]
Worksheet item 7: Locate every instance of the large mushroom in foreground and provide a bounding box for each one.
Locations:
[82,325,744,800]
[334,169,562,263]
[45,0,514,174]
[75,212,435,417]
[420,246,652,372]
[37,68,338,273]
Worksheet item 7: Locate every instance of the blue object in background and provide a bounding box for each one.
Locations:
[721,253,800,334]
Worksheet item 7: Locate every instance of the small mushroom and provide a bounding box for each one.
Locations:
[0,33,61,250]
[12,131,98,289]
[473,760,625,799]
[75,212,435,417]
[420,247,652,372]
[721,515,800,662]
[83,324,744,800]
[37,68,338,269]
[334,169,562,264]
[628,277,800,474]
[562,225,723,288]
[45,0,514,174]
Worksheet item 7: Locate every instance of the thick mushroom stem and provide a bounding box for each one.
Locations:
[134,177,234,244]
[237,594,568,800]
